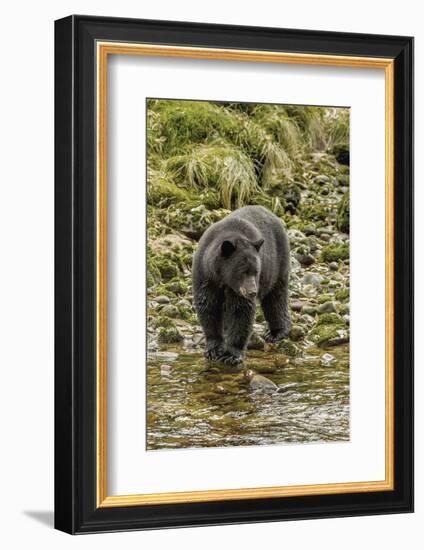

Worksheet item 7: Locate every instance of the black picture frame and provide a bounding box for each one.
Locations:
[55,14,414,534]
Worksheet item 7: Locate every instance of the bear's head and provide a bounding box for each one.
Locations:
[218,236,264,299]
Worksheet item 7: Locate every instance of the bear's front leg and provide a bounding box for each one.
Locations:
[193,282,224,362]
[219,289,256,365]
[261,276,291,343]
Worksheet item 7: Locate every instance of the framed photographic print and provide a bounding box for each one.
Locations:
[54,15,414,534]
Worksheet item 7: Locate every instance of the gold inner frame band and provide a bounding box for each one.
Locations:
[96,42,395,508]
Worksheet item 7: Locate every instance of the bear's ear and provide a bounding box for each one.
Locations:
[253,238,264,252]
[221,240,236,258]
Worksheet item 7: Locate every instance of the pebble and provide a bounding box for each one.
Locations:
[318,301,337,314]
[147,350,179,362]
[329,261,339,271]
[295,253,315,267]
[302,273,322,288]
[247,371,279,393]
[321,353,335,366]
[160,364,173,376]
[159,304,179,317]
[155,295,171,304]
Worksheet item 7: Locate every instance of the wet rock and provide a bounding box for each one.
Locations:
[320,353,335,366]
[182,338,196,351]
[160,364,173,376]
[245,370,279,393]
[318,301,337,314]
[155,295,171,304]
[192,333,205,346]
[147,350,179,361]
[147,338,159,352]
[247,332,265,350]
[277,340,299,357]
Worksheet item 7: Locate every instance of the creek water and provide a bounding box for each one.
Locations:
[146,344,349,450]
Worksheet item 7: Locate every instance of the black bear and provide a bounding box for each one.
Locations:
[192,205,291,365]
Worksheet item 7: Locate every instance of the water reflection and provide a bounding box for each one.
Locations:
[146,345,349,450]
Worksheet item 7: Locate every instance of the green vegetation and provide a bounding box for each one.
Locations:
[147,98,350,356]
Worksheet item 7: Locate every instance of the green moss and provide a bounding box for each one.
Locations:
[178,305,193,320]
[277,340,299,357]
[316,313,346,326]
[321,243,349,263]
[147,169,193,207]
[335,288,349,301]
[157,326,184,344]
[317,293,333,304]
[165,279,189,295]
[151,316,176,329]
[336,191,350,234]
[308,323,349,347]
[338,304,350,315]
[156,258,179,281]
[147,258,161,287]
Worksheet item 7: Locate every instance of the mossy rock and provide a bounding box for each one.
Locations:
[321,243,349,263]
[317,293,333,304]
[157,326,184,344]
[159,304,179,318]
[151,316,176,329]
[147,176,193,207]
[338,303,350,315]
[165,279,189,295]
[277,340,299,357]
[316,313,346,326]
[308,323,349,347]
[335,288,349,301]
[157,258,179,281]
[147,258,161,287]
[178,305,193,320]
[336,191,350,234]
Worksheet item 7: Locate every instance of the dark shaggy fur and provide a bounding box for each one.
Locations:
[192,205,291,365]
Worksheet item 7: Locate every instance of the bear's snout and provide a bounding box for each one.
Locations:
[240,275,258,299]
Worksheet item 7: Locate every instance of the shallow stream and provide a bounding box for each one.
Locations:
[146,344,349,450]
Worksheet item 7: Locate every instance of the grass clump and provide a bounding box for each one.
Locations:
[321,243,349,263]
[167,142,259,209]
